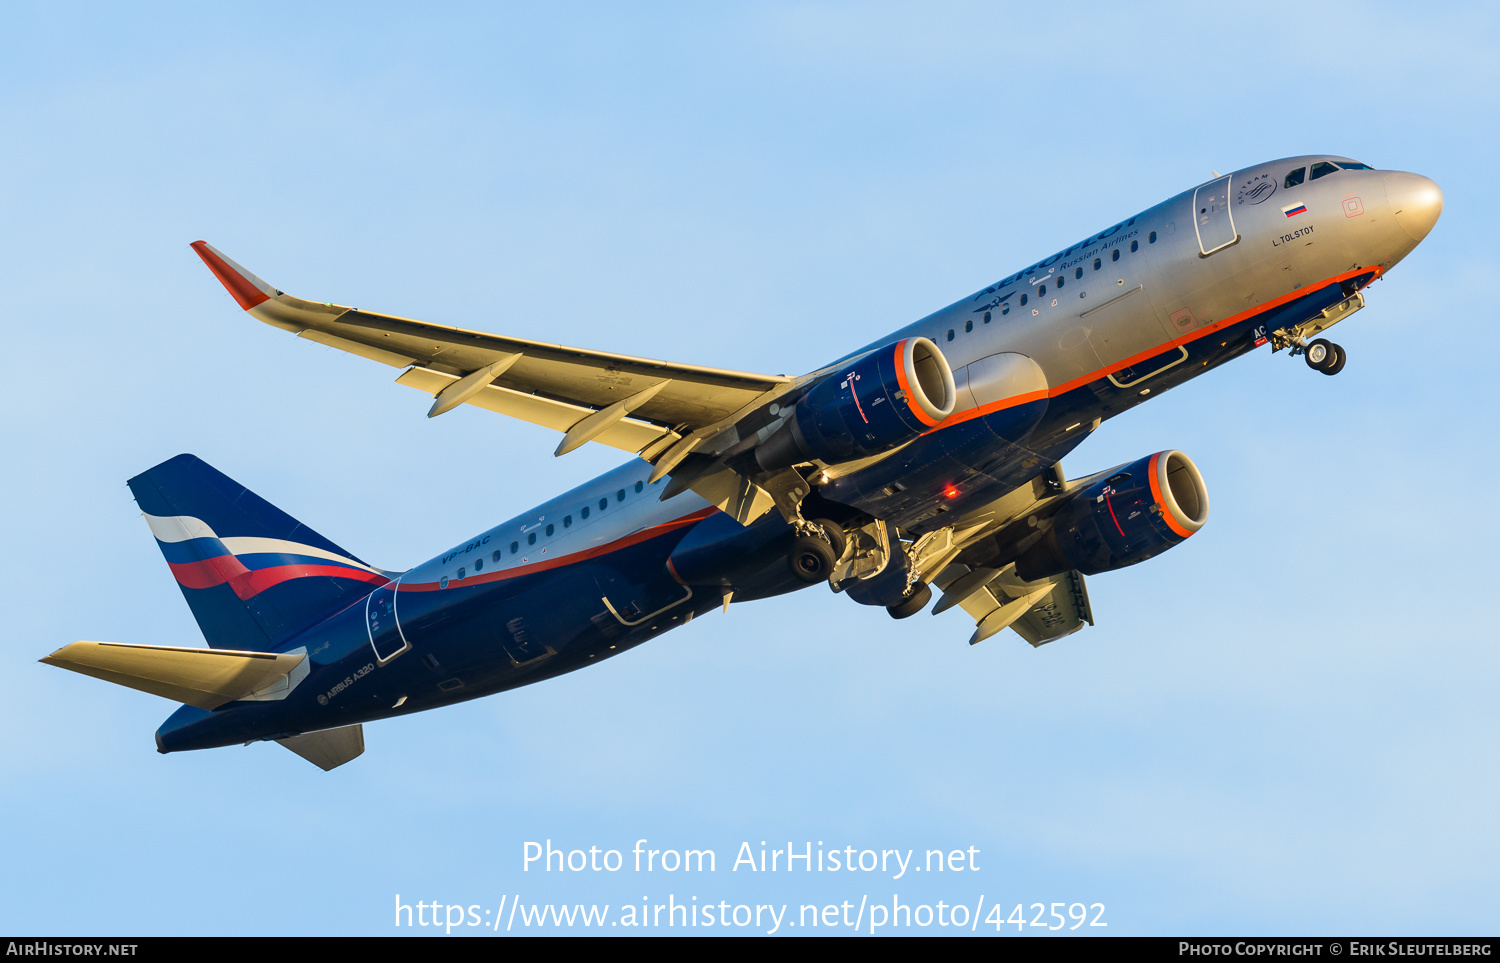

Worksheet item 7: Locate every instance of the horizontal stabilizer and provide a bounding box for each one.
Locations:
[41,641,306,710]
[278,725,364,771]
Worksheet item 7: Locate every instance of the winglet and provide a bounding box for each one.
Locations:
[190,241,278,310]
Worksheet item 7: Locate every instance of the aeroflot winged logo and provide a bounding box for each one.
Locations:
[143,512,387,600]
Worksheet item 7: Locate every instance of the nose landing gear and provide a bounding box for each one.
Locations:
[1303,338,1347,376]
[1268,288,1364,376]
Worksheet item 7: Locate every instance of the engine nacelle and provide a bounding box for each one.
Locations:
[1015,451,1209,580]
[756,337,956,472]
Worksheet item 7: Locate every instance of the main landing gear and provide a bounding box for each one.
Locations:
[886,583,932,620]
[1303,338,1346,376]
[787,518,847,584]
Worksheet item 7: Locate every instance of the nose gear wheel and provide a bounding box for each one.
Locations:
[1303,338,1346,375]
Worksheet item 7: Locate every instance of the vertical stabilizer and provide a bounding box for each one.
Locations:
[128,454,388,651]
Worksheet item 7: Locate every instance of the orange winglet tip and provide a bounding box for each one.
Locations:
[190,241,275,310]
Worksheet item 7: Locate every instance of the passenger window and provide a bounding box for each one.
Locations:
[492,550,501,562]
[983,311,991,324]
[1284,167,1306,188]
[474,558,483,572]
[1057,276,1065,288]
[457,567,465,579]
[1001,304,1010,315]
[1075,267,1083,279]
[599,498,608,510]
[564,515,572,528]
[1020,294,1028,306]
[1310,161,1339,180]
[1127,217,1135,226]
[527,533,536,545]
[545,524,554,536]
[617,489,625,502]
[581,506,590,519]
[1130,240,1138,253]
[946,329,954,341]
[1112,249,1120,261]
[635,481,644,493]
[1148,231,1157,244]
[1038,285,1046,296]
[964,319,972,333]
[1093,258,1101,270]
[439,577,449,589]
[510,541,518,553]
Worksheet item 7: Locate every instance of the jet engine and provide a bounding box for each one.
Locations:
[755,337,956,472]
[1014,451,1209,580]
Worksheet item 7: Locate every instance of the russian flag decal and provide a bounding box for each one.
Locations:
[1281,203,1308,218]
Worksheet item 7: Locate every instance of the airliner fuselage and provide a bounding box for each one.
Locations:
[48,155,1442,767]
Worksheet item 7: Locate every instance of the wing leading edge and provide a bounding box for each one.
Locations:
[190,241,793,469]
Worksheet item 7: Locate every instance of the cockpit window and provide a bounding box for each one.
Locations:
[1339,161,1374,171]
[1310,161,1341,180]
[1284,167,1306,188]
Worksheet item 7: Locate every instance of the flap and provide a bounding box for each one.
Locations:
[394,366,672,454]
[934,565,1093,647]
[993,568,1094,647]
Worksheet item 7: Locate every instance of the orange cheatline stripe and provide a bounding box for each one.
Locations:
[1047,265,1381,398]
[401,506,719,592]
[929,388,1048,432]
[1147,452,1195,539]
[923,266,1380,437]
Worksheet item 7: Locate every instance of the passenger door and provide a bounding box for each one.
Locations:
[365,580,410,664]
[1192,175,1238,255]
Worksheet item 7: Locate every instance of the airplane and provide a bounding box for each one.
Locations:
[43,155,1442,770]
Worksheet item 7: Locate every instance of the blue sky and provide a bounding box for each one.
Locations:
[3,1,1496,936]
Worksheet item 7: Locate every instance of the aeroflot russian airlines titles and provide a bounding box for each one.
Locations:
[45,156,1442,769]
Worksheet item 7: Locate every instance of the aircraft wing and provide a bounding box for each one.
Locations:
[191,243,793,469]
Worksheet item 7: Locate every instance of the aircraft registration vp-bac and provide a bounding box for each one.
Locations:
[45,156,1441,770]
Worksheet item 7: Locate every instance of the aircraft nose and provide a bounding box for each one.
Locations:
[1383,172,1443,242]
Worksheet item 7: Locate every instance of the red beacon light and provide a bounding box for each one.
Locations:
[943,484,960,499]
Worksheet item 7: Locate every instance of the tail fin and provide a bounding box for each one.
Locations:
[128,454,388,651]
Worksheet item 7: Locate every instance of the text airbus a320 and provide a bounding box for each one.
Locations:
[45,156,1441,769]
